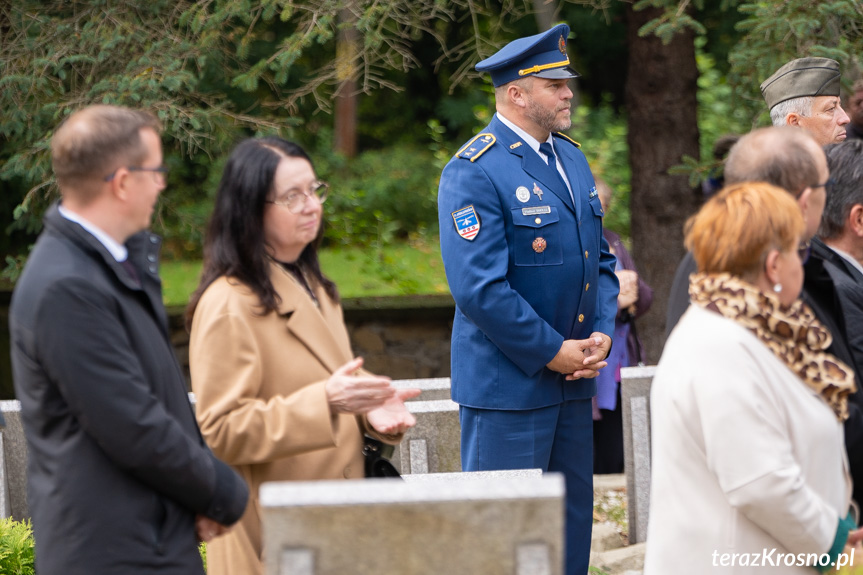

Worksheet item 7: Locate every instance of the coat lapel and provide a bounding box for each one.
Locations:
[490,117,575,213]
[270,262,351,374]
[553,140,584,221]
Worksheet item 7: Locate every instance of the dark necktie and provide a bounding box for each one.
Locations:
[539,142,571,195]
[120,259,141,287]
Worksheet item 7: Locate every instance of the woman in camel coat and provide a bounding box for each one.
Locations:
[187,137,418,575]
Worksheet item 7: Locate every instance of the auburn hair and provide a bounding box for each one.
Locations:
[685,182,804,279]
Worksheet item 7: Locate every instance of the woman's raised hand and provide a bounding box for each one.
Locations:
[326,357,395,415]
[367,388,421,435]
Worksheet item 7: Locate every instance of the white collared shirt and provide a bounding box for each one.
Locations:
[496,112,573,199]
[58,205,128,262]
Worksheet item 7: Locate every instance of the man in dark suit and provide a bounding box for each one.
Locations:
[437,24,619,575]
[9,105,248,575]
[817,139,863,504]
[723,127,863,506]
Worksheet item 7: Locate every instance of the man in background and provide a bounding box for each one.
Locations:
[816,139,863,505]
[761,57,850,146]
[724,128,863,506]
[846,79,863,141]
[9,105,248,575]
[667,59,851,335]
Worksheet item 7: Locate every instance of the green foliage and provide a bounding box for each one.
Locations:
[1,0,565,280]
[0,518,35,575]
[0,517,207,574]
[315,122,445,250]
[632,0,718,43]
[571,98,631,240]
[160,240,449,304]
[729,0,863,120]
[669,36,751,188]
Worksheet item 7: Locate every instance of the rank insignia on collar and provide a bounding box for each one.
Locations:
[510,142,523,150]
[452,205,481,241]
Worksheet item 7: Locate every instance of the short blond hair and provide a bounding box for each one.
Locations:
[685,182,804,279]
[51,105,161,198]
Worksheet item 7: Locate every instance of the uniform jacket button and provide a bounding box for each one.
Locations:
[578,314,584,323]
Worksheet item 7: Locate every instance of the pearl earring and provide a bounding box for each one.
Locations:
[773,283,782,293]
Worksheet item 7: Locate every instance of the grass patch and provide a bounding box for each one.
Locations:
[160,238,450,307]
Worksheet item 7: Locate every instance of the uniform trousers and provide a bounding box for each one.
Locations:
[459,399,593,575]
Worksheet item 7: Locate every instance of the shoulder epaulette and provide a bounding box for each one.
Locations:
[554,132,581,148]
[456,133,496,162]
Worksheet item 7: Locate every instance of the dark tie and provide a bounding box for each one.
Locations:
[538,142,571,193]
[120,259,141,287]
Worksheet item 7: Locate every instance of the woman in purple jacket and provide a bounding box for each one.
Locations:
[593,179,654,474]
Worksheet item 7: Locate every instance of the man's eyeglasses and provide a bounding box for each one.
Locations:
[266,181,329,214]
[104,166,170,184]
[798,240,811,265]
[810,178,835,193]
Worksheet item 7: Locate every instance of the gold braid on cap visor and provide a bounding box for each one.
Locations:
[519,57,571,76]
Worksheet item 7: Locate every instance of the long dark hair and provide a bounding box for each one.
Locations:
[186,137,337,329]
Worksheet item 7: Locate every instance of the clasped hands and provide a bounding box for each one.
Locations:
[616,269,639,313]
[546,332,612,380]
[325,357,420,435]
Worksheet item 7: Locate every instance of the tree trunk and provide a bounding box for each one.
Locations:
[624,4,700,363]
[335,7,359,158]
[532,0,556,31]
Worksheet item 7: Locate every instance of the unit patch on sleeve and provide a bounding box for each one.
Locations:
[452,205,481,241]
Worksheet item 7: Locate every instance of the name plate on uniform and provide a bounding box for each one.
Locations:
[521,206,552,216]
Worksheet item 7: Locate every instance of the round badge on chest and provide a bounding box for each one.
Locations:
[516,186,530,203]
[532,237,547,253]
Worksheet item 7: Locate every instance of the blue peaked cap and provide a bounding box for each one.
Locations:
[475,24,580,87]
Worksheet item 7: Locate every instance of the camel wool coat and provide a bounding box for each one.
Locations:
[190,261,394,575]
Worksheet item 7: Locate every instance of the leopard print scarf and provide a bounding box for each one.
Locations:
[689,272,855,421]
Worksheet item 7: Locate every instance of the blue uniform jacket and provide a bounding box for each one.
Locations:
[438,115,619,410]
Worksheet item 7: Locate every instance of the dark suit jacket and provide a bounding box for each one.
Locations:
[813,239,863,505]
[665,251,696,337]
[9,204,248,575]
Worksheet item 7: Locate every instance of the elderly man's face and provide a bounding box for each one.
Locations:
[797,96,850,145]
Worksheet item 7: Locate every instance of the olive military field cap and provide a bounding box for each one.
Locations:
[761,57,842,109]
[476,24,580,88]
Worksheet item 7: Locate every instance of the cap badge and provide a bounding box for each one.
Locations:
[533,237,547,253]
[558,35,566,54]
[516,186,530,203]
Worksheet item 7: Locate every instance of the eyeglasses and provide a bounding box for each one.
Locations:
[104,165,170,184]
[810,178,835,193]
[798,240,811,265]
[266,181,329,214]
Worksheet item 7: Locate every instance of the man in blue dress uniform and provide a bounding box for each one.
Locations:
[437,24,619,575]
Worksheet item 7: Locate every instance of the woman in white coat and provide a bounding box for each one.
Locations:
[645,182,861,573]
